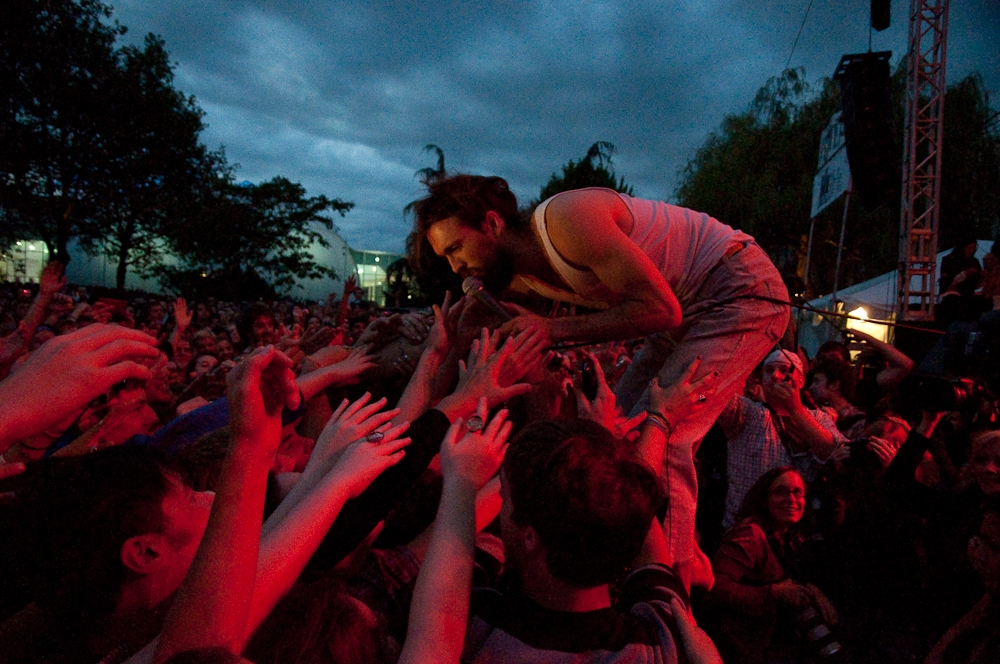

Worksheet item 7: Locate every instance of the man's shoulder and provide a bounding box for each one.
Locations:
[464,568,686,663]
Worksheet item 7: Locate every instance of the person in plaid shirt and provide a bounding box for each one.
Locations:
[718,349,847,529]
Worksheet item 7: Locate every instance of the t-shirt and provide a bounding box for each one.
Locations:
[461,563,690,663]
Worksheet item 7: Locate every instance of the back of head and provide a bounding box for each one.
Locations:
[245,574,394,664]
[11,447,174,618]
[408,174,521,274]
[504,419,663,588]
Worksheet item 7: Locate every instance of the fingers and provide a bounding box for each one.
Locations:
[0,462,26,481]
[621,411,647,433]
[340,392,375,420]
[680,356,703,384]
[99,361,154,388]
[494,382,533,404]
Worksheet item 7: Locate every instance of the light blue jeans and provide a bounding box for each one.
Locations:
[615,242,789,571]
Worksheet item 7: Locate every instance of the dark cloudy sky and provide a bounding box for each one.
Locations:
[112,0,999,254]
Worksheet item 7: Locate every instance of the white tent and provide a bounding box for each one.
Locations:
[799,240,994,355]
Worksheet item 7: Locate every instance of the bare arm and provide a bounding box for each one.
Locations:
[398,403,511,664]
[504,189,682,344]
[155,347,299,662]
[848,328,914,388]
[294,345,375,402]
[394,295,456,425]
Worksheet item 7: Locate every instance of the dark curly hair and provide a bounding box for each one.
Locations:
[407,174,522,276]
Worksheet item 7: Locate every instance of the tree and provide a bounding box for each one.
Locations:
[0,0,217,291]
[163,176,353,301]
[675,66,1000,296]
[0,0,124,260]
[537,141,634,204]
[939,73,1000,248]
[80,34,216,288]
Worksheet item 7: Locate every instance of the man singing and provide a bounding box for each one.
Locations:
[410,174,789,580]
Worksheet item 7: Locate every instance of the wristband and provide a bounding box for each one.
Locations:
[644,411,673,437]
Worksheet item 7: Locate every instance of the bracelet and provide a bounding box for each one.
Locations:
[644,410,673,437]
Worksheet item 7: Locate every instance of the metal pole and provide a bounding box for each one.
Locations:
[831,179,852,306]
[804,216,817,289]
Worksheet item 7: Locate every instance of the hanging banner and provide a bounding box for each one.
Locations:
[811,112,850,217]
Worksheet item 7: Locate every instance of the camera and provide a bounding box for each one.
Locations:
[795,603,845,660]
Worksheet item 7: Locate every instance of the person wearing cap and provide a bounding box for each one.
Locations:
[718,349,848,529]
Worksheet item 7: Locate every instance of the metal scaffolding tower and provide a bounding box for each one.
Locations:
[897,0,949,321]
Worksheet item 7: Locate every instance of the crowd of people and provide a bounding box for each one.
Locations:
[1,230,998,663]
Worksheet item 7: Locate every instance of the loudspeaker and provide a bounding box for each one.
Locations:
[835,52,900,211]
[871,0,891,31]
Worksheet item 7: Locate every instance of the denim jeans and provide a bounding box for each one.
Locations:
[614,242,789,571]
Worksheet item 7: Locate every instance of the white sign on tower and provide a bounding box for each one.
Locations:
[810,112,850,218]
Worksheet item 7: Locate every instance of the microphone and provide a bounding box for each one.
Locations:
[462,277,512,321]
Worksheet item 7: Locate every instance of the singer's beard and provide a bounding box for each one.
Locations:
[479,245,516,295]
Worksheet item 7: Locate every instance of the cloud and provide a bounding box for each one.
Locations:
[113,0,1000,252]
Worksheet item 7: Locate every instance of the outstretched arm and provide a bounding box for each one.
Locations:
[154,346,300,662]
[848,328,913,388]
[399,401,512,664]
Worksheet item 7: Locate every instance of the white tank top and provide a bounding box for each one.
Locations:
[531,188,753,309]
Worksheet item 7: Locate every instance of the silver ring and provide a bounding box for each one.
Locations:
[465,416,484,432]
[698,394,707,403]
[365,431,385,443]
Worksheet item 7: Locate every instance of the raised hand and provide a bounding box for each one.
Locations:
[321,345,376,385]
[437,328,534,420]
[173,297,193,330]
[325,431,411,498]
[440,397,512,491]
[38,260,67,298]
[573,351,646,439]
[498,326,548,388]
[227,345,300,452]
[0,324,159,449]
[648,357,719,432]
[310,393,407,466]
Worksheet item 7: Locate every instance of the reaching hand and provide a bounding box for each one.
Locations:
[438,328,534,420]
[573,352,646,439]
[322,345,376,386]
[439,397,512,492]
[38,261,67,298]
[425,292,461,361]
[343,274,358,296]
[226,345,300,452]
[173,297,193,330]
[326,431,410,498]
[298,325,336,356]
[498,326,548,388]
[499,302,553,348]
[648,357,719,431]
[310,393,407,467]
[399,310,434,345]
[0,324,159,448]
